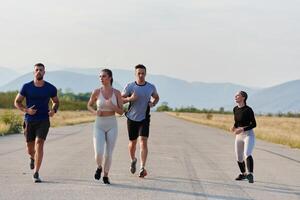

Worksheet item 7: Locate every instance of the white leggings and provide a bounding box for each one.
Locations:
[235,129,255,162]
[93,116,118,173]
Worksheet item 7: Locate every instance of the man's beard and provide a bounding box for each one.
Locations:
[36,75,43,81]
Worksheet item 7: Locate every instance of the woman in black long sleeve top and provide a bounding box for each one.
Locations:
[230,91,256,183]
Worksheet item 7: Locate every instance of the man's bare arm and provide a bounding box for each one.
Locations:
[14,93,26,113]
[48,96,59,117]
[150,93,159,107]
[51,96,59,113]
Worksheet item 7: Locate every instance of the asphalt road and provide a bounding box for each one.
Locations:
[0,112,299,200]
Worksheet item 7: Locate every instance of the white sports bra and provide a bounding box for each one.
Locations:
[96,89,118,111]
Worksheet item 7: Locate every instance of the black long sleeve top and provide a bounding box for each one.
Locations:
[233,105,257,131]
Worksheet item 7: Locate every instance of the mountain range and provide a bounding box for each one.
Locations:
[0,67,299,114]
[0,67,20,86]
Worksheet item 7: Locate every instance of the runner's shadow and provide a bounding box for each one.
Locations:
[41,178,95,185]
[40,177,251,199]
[252,180,300,196]
[110,182,252,200]
[147,176,300,197]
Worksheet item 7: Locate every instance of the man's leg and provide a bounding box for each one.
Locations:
[139,118,150,177]
[128,140,137,174]
[127,118,138,161]
[24,121,35,170]
[26,141,35,160]
[129,139,137,161]
[34,138,45,173]
[138,136,148,178]
[32,120,49,182]
[32,138,44,183]
[26,141,35,170]
[139,136,148,168]
[127,118,139,174]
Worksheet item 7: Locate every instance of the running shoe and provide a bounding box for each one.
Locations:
[235,173,247,181]
[246,173,254,183]
[94,167,102,180]
[32,172,41,183]
[130,158,137,174]
[138,167,147,178]
[103,177,110,184]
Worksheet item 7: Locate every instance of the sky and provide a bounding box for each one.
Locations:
[0,0,299,87]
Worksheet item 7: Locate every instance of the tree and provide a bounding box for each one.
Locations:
[219,107,224,113]
[156,102,173,112]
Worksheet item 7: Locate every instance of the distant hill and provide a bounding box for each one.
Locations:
[0,67,20,86]
[63,67,134,87]
[250,80,300,113]
[0,67,299,113]
[63,68,257,110]
[63,68,257,108]
[0,71,122,94]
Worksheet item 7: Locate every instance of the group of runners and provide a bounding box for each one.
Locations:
[14,63,256,184]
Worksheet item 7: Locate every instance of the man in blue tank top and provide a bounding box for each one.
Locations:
[14,63,59,183]
[122,64,159,178]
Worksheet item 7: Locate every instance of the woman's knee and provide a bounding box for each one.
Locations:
[95,153,103,160]
[236,154,244,162]
[104,153,113,161]
[244,144,254,157]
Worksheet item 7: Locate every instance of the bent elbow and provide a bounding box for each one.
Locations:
[14,100,20,109]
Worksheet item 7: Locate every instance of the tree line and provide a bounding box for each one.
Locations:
[156,102,300,118]
[0,91,299,117]
[0,90,91,110]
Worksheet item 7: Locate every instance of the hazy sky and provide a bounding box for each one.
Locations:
[1,0,299,87]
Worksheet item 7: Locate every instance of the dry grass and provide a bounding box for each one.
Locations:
[50,110,95,127]
[167,112,300,149]
[0,109,21,116]
[0,109,22,136]
[0,109,96,135]
[0,123,10,136]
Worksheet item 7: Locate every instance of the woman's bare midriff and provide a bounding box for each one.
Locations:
[99,111,115,116]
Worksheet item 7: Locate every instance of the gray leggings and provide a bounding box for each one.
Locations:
[235,129,255,162]
[93,116,118,173]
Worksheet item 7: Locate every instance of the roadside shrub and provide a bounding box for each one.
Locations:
[0,123,10,136]
[156,102,173,112]
[0,111,23,134]
[206,113,213,120]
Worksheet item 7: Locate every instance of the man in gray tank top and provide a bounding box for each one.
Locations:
[122,64,159,178]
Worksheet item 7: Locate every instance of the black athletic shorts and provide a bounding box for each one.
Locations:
[23,119,50,142]
[127,117,150,141]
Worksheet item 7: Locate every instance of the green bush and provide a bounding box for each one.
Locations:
[0,91,18,109]
[206,113,213,120]
[0,111,23,134]
[156,102,173,112]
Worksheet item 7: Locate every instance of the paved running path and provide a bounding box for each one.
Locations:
[0,113,299,200]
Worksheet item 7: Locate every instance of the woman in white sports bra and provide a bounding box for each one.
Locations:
[87,69,123,184]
